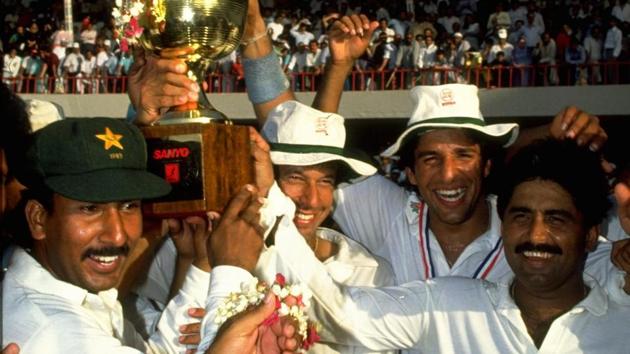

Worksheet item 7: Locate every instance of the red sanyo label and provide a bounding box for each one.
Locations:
[152,147,191,160]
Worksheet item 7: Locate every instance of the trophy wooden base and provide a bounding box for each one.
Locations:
[140,122,254,217]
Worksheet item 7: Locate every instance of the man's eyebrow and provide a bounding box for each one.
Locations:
[544,209,576,221]
[506,206,531,214]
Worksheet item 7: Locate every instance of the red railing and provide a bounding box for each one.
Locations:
[5,61,629,94]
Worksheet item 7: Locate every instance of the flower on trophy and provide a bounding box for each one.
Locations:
[111,0,166,49]
[215,273,319,352]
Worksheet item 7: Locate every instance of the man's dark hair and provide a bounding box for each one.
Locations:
[496,138,610,229]
[397,128,499,171]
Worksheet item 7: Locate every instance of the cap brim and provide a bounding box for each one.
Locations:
[381,121,519,157]
[270,151,377,177]
[46,168,171,203]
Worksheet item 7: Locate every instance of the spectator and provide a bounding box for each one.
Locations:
[78,49,96,93]
[50,23,72,63]
[452,32,471,68]
[535,32,558,85]
[389,11,410,37]
[526,1,545,33]
[395,31,420,88]
[2,48,21,89]
[507,19,524,45]
[20,48,43,93]
[565,36,586,85]
[488,28,513,63]
[372,18,395,44]
[368,31,394,89]
[489,50,511,87]
[583,26,603,84]
[603,16,622,84]
[512,35,533,86]
[508,0,527,28]
[267,12,285,42]
[409,11,437,40]
[62,42,83,93]
[416,31,437,69]
[461,13,480,50]
[437,5,460,34]
[612,0,630,24]
[521,12,543,50]
[556,24,573,64]
[8,25,27,55]
[80,22,97,54]
[39,45,59,93]
[117,50,134,77]
[487,2,511,33]
[290,19,315,48]
[25,22,40,53]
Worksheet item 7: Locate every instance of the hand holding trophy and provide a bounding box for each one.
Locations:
[114,0,254,216]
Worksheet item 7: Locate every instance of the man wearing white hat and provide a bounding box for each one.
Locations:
[197,100,396,354]
[488,28,513,63]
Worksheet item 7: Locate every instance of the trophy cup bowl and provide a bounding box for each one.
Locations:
[122,0,254,216]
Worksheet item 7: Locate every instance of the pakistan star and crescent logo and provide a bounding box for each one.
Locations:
[95,127,124,150]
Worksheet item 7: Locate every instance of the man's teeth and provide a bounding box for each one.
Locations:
[435,188,465,202]
[296,213,314,221]
[90,255,119,264]
[523,251,553,259]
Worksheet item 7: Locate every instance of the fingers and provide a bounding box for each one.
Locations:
[553,106,607,151]
[188,307,206,319]
[222,184,259,220]
[180,322,201,335]
[2,343,19,354]
[160,47,195,59]
[615,181,630,208]
[612,240,630,272]
[206,211,222,232]
[178,333,201,345]
[249,126,271,153]
[236,292,276,331]
[239,194,265,233]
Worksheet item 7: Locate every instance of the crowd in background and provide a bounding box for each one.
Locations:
[2,0,630,93]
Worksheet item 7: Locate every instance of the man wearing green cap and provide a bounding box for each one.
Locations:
[0,118,299,353]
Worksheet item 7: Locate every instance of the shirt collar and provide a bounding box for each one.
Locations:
[9,247,118,306]
[317,227,381,267]
[492,274,608,316]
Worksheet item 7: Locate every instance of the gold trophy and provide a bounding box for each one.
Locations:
[119,0,254,216]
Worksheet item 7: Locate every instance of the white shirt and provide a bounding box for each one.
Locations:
[63,52,83,74]
[416,43,437,68]
[612,3,630,23]
[81,56,97,76]
[267,22,284,41]
[80,29,97,45]
[583,36,602,62]
[604,26,623,58]
[2,247,209,353]
[2,54,21,78]
[197,183,396,354]
[332,174,629,352]
[290,26,315,47]
[489,42,514,63]
[207,265,630,353]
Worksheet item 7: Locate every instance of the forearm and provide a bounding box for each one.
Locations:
[312,61,353,113]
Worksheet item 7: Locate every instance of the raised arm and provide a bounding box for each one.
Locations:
[312,14,378,113]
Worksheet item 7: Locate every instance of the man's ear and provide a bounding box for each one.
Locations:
[25,200,48,241]
[405,167,418,186]
[585,224,599,252]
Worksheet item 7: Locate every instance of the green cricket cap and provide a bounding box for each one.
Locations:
[21,117,171,202]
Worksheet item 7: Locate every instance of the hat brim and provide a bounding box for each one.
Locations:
[381,120,519,157]
[270,151,377,177]
[46,168,171,203]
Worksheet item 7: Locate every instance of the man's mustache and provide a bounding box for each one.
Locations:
[82,245,130,260]
[514,242,562,255]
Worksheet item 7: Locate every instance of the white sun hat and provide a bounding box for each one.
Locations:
[262,101,376,177]
[25,99,64,132]
[381,84,519,157]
